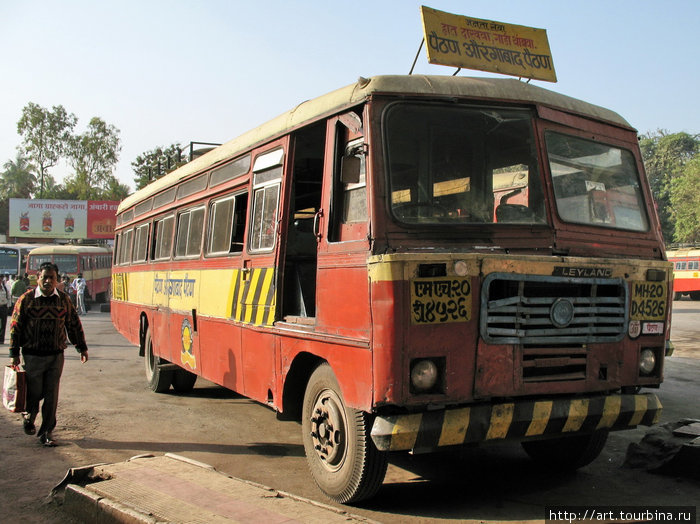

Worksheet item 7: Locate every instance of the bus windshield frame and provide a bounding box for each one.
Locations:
[384,102,547,227]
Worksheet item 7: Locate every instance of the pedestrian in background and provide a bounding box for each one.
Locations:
[0,275,11,344]
[9,262,88,447]
[11,273,28,307]
[71,273,87,315]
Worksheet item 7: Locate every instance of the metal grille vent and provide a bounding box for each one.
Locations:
[480,273,627,345]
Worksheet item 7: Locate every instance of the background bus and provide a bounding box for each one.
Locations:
[0,243,47,277]
[667,247,700,300]
[26,244,112,302]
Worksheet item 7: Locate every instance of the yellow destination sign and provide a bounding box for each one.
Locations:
[420,6,557,83]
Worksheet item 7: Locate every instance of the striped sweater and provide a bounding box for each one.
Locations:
[9,288,87,358]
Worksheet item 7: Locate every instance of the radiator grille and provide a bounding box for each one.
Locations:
[481,273,627,345]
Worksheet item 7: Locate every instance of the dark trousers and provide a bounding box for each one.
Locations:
[23,353,65,438]
[0,304,7,343]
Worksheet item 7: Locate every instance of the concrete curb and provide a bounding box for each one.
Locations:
[64,484,158,524]
[59,453,378,523]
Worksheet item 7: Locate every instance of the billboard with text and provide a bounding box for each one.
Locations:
[9,199,119,239]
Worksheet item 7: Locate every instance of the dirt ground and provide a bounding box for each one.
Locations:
[1,302,698,523]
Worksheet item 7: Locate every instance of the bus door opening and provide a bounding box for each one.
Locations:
[281,122,326,321]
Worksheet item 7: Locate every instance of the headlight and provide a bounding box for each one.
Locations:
[410,359,438,392]
[639,349,656,375]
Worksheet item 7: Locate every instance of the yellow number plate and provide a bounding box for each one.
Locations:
[630,281,667,321]
[410,277,471,324]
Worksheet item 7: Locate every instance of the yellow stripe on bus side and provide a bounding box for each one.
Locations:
[243,269,262,324]
[255,268,275,326]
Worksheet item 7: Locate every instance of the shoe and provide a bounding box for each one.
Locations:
[39,433,56,447]
[23,417,36,435]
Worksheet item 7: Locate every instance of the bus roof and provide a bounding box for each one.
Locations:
[28,245,112,256]
[119,74,633,214]
[667,249,700,258]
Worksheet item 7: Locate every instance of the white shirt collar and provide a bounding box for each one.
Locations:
[34,286,60,298]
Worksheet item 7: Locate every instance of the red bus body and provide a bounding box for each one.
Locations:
[667,248,700,299]
[111,76,671,503]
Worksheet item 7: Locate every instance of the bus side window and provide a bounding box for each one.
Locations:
[208,192,248,255]
[174,207,205,258]
[120,229,134,265]
[133,223,150,262]
[152,216,175,260]
[250,150,283,252]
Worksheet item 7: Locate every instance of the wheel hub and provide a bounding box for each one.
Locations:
[309,391,346,469]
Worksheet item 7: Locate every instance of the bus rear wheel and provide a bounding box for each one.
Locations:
[301,363,388,504]
[144,329,173,393]
[521,430,609,471]
[172,369,197,393]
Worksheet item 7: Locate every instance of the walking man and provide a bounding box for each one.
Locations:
[9,262,88,446]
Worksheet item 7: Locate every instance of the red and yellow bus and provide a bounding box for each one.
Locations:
[27,244,112,302]
[667,247,700,300]
[111,75,671,503]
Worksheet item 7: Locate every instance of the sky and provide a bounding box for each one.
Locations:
[1,1,698,192]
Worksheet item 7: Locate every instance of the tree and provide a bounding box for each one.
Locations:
[65,117,121,199]
[1,153,36,198]
[131,144,185,190]
[0,153,37,235]
[100,176,131,201]
[17,102,77,198]
[669,157,700,243]
[640,130,700,242]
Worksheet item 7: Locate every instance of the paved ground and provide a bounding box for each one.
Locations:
[0,302,698,523]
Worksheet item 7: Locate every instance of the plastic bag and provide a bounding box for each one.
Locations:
[2,365,26,413]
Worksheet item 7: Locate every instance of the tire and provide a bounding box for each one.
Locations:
[673,292,682,301]
[690,291,700,301]
[144,329,173,393]
[521,430,609,471]
[172,369,197,393]
[301,363,388,504]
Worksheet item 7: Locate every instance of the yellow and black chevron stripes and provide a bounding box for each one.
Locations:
[231,267,276,326]
[370,393,662,452]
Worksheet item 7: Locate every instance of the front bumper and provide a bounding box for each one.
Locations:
[371,393,661,452]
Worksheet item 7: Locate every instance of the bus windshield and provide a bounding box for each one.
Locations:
[385,103,546,225]
[546,132,649,232]
[0,248,20,275]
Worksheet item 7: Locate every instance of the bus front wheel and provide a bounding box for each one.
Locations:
[521,430,609,470]
[144,329,173,393]
[301,363,388,504]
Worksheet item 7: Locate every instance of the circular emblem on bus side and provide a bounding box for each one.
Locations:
[550,298,575,328]
[181,318,196,369]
